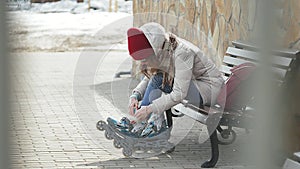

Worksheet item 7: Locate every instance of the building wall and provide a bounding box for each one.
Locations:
[133,0,300,63]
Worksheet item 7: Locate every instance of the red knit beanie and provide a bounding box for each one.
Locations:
[127,27,154,60]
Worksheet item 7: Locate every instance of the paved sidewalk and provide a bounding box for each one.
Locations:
[9,50,250,169]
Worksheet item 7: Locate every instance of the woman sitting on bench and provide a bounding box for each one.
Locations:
[126,22,224,137]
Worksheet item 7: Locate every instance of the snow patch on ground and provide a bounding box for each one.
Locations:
[8,0,132,14]
[7,0,132,52]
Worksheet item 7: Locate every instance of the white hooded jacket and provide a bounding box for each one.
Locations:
[133,22,224,114]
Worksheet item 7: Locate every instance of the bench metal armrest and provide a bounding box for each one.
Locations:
[173,103,209,124]
[173,100,223,124]
[294,152,300,162]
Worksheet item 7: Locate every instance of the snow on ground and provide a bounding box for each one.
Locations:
[8,0,132,52]
[8,0,132,13]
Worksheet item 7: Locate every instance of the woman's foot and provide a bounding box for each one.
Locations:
[107,117,132,130]
[140,113,166,137]
[131,121,146,134]
[140,121,156,137]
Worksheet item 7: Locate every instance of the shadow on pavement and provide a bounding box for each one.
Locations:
[77,133,250,168]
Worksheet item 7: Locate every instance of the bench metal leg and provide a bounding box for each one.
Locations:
[165,109,176,153]
[165,109,173,127]
[201,129,219,168]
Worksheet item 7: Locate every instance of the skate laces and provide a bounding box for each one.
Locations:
[131,121,146,134]
[141,121,156,137]
[116,117,131,129]
[107,117,132,130]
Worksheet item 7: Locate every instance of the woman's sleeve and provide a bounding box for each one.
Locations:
[132,76,149,100]
[149,50,195,114]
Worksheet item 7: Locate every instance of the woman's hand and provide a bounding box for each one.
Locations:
[134,106,152,121]
[128,97,138,116]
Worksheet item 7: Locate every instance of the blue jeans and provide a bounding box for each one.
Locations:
[140,73,203,108]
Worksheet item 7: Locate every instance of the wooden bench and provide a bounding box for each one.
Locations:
[165,40,300,168]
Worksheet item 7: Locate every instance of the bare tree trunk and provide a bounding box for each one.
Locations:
[109,0,112,12]
[114,0,118,12]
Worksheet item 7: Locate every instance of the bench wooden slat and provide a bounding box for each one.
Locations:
[272,67,288,80]
[223,55,254,66]
[223,55,288,79]
[226,47,293,67]
[232,40,300,58]
[220,65,231,75]
[222,75,228,81]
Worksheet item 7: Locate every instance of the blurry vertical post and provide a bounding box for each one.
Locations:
[0,1,10,169]
[248,0,286,168]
